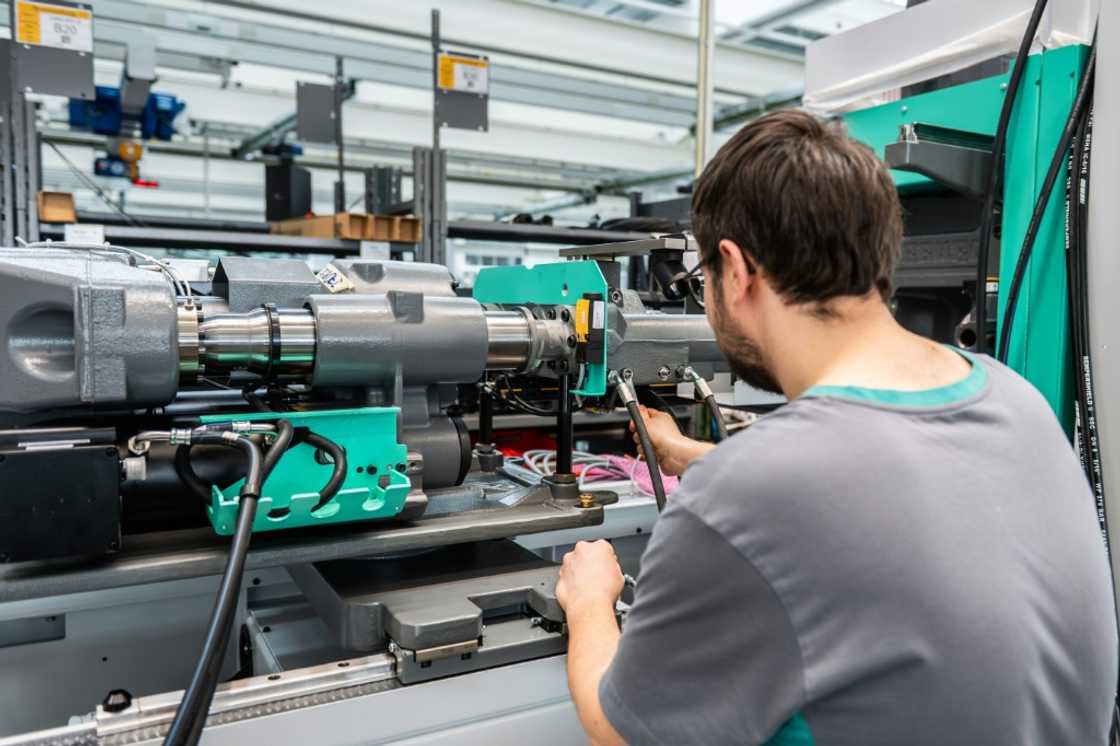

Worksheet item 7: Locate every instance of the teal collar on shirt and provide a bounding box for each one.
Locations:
[799,348,987,408]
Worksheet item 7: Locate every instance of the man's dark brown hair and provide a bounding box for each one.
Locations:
[691,109,903,306]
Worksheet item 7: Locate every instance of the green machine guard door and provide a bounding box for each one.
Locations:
[200,408,412,536]
[473,260,610,396]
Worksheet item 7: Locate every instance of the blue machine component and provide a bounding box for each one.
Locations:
[68,86,185,141]
[94,157,131,179]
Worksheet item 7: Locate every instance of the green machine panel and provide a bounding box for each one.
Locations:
[473,260,610,396]
[845,46,1089,432]
[200,408,412,536]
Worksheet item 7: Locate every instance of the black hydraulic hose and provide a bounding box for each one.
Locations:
[174,445,214,506]
[974,0,1050,355]
[164,435,263,746]
[703,393,730,442]
[624,399,667,513]
[304,431,347,511]
[998,40,1097,363]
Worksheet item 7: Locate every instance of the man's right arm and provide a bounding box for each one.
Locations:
[630,405,715,475]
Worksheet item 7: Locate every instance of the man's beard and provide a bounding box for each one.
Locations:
[709,295,784,395]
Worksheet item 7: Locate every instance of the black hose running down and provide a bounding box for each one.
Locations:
[974,0,1050,355]
[303,432,347,511]
[174,445,215,506]
[624,400,667,512]
[703,394,729,442]
[998,41,1097,363]
[164,424,291,746]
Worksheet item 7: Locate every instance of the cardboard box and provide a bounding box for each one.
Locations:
[271,212,372,240]
[370,215,422,243]
[37,192,77,224]
[271,212,422,242]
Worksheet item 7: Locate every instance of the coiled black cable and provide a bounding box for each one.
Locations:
[624,400,667,512]
[164,421,292,746]
[998,40,1097,363]
[973,0,1050,354]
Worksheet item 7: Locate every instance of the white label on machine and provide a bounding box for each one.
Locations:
[437,53,489,94]
[315,263,355,293]
[64,223,104,244]
[15,1,94,53]
[591,300,605,330]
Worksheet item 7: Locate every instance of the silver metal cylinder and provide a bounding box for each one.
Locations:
[177,304,201,379]
[484,310,532,370]
[197,307,271,374]
[195,307,316,378]
[275,308,317,374]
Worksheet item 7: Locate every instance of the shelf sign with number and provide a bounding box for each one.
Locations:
[15,0,93,53]
[437,53,489,95]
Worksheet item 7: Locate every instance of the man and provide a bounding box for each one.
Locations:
[555,110,1118,745]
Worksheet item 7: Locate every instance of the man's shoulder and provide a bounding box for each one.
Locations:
[673,398,849,520]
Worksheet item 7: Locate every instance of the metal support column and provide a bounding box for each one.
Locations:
[333,55,346,213]
[431,9,441,155]
[1088,0,1120,608]
[694,0,715,178]
[555,373,573,476]
[0,100,13,247]
[10,91,27,241]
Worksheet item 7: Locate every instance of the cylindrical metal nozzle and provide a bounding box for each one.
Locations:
[484,310,533,370]
[190,306,316,380]
[483,309,572,372]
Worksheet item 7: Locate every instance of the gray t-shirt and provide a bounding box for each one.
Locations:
[601,354,1118,745]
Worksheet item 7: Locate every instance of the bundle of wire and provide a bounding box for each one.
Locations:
[505,448,678,498]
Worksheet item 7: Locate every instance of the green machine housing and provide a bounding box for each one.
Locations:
[845,45,1091,433]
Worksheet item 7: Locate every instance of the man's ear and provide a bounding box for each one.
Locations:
[717,239,757,304]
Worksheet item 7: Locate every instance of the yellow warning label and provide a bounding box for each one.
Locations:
[574,299,591,343]
[437,53,489,94]
[15,1,93,52]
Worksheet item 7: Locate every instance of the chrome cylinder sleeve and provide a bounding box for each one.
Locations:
[484,310,532,370]
[483,308,572,373]
[177,304,201,380]
[191,305,316,380]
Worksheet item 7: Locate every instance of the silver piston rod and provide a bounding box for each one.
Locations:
[182,305,316,380]
[179,301,571,384]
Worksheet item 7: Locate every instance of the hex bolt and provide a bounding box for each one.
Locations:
[567,335,577,348]
[609,288,623,304]
[102,689,133,714]
[579,493,596,508]
[657,365,671,380]
[546,308,557,319]
[560,308,570,322]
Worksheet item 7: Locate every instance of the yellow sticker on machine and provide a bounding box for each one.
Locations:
[15,0,93,52]
[437,53,489,94]
[574,299,591,343]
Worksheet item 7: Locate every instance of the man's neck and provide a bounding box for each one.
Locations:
[766,296,973,400]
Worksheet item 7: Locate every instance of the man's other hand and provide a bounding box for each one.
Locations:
[630,405,715,476]
[557,540,625,615]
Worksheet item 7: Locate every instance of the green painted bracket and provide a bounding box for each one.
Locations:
[200,408,411,536]
[473,260,610,396]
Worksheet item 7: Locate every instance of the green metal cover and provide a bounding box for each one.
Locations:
[199,408,411,536]
[844,46,1088,432]
[472,260,610,396]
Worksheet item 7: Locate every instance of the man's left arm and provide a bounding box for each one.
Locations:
[558,503,807,746]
